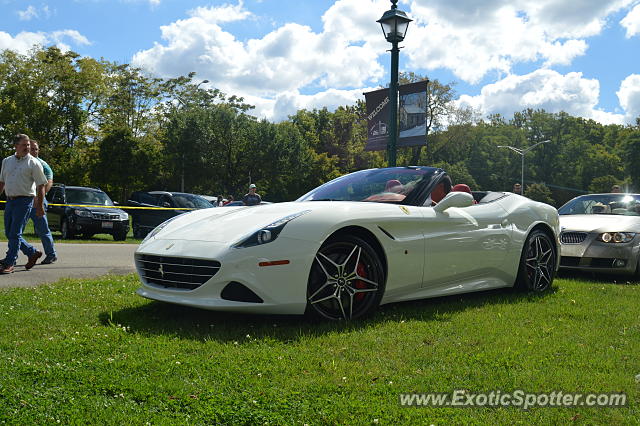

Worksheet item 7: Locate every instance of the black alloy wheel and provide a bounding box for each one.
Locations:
[132,221,146,239]
[61,219,74,240]
[515,229,556,292]
[307,235,385,320]
[113,231,127,241]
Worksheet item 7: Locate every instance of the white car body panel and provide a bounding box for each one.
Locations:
[135,191,560,314]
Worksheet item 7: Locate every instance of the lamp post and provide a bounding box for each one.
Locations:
[498,140,551,194]
[378,0,411,167]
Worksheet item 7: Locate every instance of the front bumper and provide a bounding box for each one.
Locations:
[134,236,320,314]
[559,232,640,275]
[71,217,129,235]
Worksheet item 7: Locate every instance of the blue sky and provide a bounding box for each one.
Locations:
[1,0,640,123]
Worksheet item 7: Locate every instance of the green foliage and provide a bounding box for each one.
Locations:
[621,131,640,191]
[525,182,555,205]
[589,175,620,193]
[1,46,640,202]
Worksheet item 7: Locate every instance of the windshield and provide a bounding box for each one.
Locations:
[558,194,640,216]
[66,188,114,206]
[172,194,214,209]
[297,167,437,203]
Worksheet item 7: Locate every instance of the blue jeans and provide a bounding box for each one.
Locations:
[3,197,37,266]
[20,199,56,258]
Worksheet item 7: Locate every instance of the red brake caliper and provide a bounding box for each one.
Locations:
[354,262,367,301]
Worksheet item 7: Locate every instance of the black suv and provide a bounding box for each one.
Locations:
[46,185,130,240]
[127,191,214,239]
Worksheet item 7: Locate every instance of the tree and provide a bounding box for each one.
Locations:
[525,183,555,206]
[621,131,640,192]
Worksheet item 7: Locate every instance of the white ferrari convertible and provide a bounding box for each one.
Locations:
[135,167,560,320]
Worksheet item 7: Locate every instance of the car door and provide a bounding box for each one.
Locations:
[46,187,66,231]
[421,199,512,288]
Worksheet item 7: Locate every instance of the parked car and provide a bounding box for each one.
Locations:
[222,201,272,207]
[135,166,560,320]
[558,193,640,275]
[127,191,214,239]
[197,195,221,206]
[46,185,129,240]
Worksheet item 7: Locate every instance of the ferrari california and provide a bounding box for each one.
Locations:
[558,193,640,276]
[134,167,560,320]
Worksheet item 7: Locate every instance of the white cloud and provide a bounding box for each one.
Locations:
[17,5,53,21]
[132,0,386,118]
[0,31,48,53]
[0,30,90,54]
[457,69,626,124]
[621,4,640,37]
[405,0,633,84]
[17,5,38,21]
[130,0,638,122]
[617,74,640,122]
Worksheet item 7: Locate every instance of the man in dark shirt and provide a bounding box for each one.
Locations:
[242,184,262,206]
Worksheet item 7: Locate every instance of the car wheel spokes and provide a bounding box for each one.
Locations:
[308,242,380,320]
[525,235,554,291]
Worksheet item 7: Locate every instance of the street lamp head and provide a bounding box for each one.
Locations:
[202,80,209,84]
[377,1,412,43]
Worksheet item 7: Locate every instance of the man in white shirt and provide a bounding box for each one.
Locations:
[0,134,48,274]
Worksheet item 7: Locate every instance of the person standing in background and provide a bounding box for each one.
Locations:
[513,183,522,195]
[242,184,262,206]
[20,139,57,265]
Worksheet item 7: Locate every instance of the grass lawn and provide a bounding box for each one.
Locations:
[0,274,638,424]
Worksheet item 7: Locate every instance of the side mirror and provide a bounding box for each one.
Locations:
[433,192,474,213]
[162,202,171,208]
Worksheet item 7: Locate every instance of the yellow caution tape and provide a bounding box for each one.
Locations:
[0,200,197,210]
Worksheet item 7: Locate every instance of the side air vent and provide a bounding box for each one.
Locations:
[378,226,395,240]
[221,282,264,303]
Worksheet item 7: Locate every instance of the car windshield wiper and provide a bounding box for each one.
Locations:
[309,198,342,201]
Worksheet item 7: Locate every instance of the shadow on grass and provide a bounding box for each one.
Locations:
[558,269,640,285]
[99,285,557,343]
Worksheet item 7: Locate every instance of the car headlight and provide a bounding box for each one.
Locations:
[74,209,92,217]
[141,215,180,244]
[233,210,311,248]
[120,212,129,220]
[598,232,636,243]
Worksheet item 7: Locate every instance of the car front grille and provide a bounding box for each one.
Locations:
[91,212,121,220]
[136,254,221,290]
[560,232,588,244]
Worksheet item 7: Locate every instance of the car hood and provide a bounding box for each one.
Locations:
[145,200,408,244]
[76,205,126,214]
[150,202,310,243]
[559,214,640,232]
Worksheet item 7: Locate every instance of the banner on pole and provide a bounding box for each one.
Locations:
[363,80,428,151]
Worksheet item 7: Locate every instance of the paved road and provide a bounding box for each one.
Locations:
[0,243,138,288]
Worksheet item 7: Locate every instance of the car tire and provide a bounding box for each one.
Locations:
[515,229,556,292]
[113,231,127,241]
[61,219,74,240]
[132,221,147,239]
[306,235,385,320]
